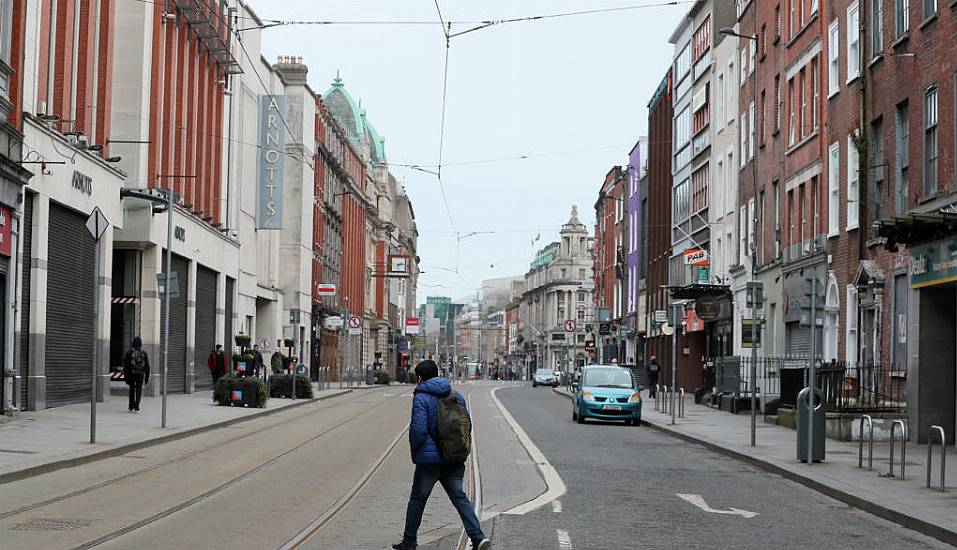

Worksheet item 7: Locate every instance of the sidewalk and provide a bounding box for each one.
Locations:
[554,386,957,546]
[0,383,367,483]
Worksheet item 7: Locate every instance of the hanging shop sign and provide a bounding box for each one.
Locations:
[910,237,957,289]
[0,205,12,257]
[684,309,705,332]
[405,317,420,335]
[256,95,286,230]
[684,248,709,266]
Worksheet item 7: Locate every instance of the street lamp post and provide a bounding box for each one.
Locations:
[720,25,761,447]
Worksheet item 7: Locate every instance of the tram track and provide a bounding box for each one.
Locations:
[0,390,368,523]
[0,391,404,550]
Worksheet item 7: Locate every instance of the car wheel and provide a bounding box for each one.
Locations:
[634,416,642,427]
[533,382,538,387]
[576,409,585,424]
[572,407,578,421]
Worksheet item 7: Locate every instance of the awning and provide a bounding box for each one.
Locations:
[873,211,957,250]
[668,283,732,300]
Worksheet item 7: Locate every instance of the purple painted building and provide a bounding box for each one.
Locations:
[625,138,647,365]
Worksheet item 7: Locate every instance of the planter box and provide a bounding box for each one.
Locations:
[214,376,267,408]
[268,374,313,399]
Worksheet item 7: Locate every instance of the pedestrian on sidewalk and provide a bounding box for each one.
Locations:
[208,344,226,384]
[122,336,150,413]
[252,344,265,377]
[393,360,490,550]
[647,356,660,398]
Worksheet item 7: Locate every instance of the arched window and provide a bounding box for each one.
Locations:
[823,273,840,361]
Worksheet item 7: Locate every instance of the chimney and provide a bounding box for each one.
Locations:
[274,55,308,85]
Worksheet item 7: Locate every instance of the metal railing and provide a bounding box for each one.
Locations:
[927,425,946,492]
[858,415,874,470]
[707,356,906,414]
[889,420,907,480]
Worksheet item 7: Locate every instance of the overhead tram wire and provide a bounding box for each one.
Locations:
[431,0,457,240]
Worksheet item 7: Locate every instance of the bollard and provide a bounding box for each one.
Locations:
[927,425,946,492]
[889,420,906,480]
[661,387,668,414]
[655,386,661,411]
[858,415,874,470]
[678,388,685,418]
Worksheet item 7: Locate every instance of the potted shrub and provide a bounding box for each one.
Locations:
[234,333,252,348]
[375,370,392,385]
[213,375,267,407]
[268,374,313,399]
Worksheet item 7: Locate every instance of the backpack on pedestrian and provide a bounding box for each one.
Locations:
[131,349,147,376]
[435,394,472,463]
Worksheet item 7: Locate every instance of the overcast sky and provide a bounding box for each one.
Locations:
[249,0,690,303]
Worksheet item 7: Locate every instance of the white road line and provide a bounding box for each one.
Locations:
[676,493,759,519]
[490,386,567,515]
[551,500,562,513]
[556,529,572,549]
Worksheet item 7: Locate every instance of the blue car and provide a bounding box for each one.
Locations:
[572,365,642,426]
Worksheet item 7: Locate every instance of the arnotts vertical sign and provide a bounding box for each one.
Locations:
[257,95,287,229]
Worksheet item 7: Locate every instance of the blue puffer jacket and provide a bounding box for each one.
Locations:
[409,377,466,465]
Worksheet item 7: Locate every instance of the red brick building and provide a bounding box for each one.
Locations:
[645,71,674,371]
[593,166,626,362]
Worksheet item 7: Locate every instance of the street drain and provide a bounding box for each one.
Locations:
[10,518,95,531]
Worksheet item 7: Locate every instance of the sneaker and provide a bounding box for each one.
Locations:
[473,539,491,550]
[391,542,416,550]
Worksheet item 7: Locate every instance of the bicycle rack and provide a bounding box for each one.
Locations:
[927,425,946,492]
[858,415,874,470]
[662,387,670,414]
[678,388,686,418]
[889,419,906,480]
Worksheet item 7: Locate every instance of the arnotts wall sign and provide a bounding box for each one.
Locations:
[257,95,286,229]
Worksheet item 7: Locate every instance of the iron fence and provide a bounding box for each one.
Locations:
[706,356,906,414]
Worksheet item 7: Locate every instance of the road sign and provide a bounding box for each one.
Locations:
[258,337,272,352]
[598,322,611,335]
[405,317,420,335]
[316,283,336,296]
[654,309,668,324]
[662,323,674,336]
[564,319,576,333]
[85,207,109,241]
[156,271,180,299]
[325,316,344,329]
[348,315,362,335]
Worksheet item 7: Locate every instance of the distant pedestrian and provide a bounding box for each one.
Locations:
[393,360,490,550]
[122,336,150,413]
[647,356,660,398]
[252,345,265,377]
[208,344,226,384]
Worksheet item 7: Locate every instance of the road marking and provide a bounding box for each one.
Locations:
[551,500,562,513]
[491,387,567,515]
[676,493,759,519]
[557,529,572,549]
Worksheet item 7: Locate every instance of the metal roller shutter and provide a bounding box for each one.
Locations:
[194,265,217,390]
[160,254,189,393]
[18,194,32,408]
[785,323,811,356]
[224,277,234,359]
[46,203,96,408]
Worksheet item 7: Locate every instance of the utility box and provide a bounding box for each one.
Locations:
[796,387,825,463]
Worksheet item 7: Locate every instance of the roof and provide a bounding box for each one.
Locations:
[323,75,387,163]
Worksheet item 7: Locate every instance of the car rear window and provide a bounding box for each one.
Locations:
[537,370,554,375]
[583,368,633,388]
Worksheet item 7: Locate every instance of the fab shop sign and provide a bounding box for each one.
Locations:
[257,95,287,230]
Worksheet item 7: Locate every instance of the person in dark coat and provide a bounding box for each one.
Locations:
[122,336,150,413]
[208,344,226,384]
[647,356,660,398]
[393,360,489,550]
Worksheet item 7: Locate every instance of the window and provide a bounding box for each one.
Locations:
[846,285,859,365]
[727,59,736,125]
[739,206,747,264]
[895,0,909,39]
[922,85,939,196]
[811,176,819,235]
[847,135,860,229]
[674,107,691,151]
[799,184,806,244]
[811,0,819,14]
[740,46,749,85]
[760,24,767,57]
[673,179,690,221]
[675,44,692,83]
[579,268,586,280]
[799,69,807,139]
[788,78,796,145]
[924,0,937,19]
[787,190,795,245]
[774,4,782,42]
[847,2,860,81]
[811,57,819,130]
[790,0,798,37]
[871,0,883,59]
[872,119,885,224]
[748,198,756,260]
[749,101,756,159]
[760,90,767,144]
[828,20,840,96]
[749,36,756,74]
[758,190,766,264]
[774,74,781,131]
[827,142,841,237]
[741,110,749,166]
[716,71,725,126]
[895,101,909,214]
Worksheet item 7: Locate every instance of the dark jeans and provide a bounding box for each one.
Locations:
[648,372,659,397]
[402,463,484,545]
[212,369,224,384]
[128,374,144,410]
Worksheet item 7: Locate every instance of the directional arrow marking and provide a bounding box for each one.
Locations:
[676,493,759,519]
